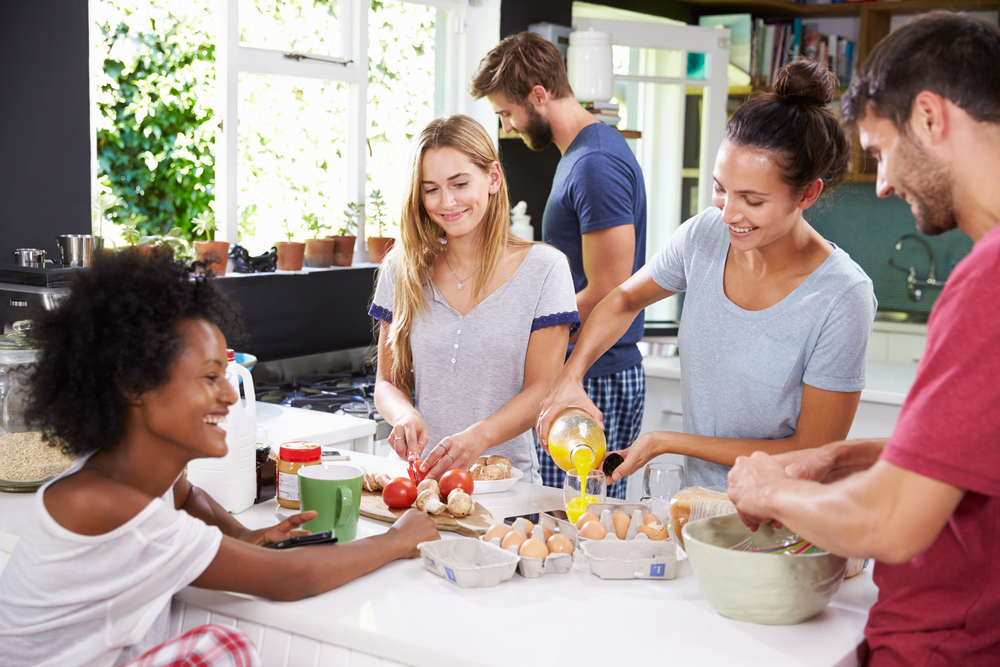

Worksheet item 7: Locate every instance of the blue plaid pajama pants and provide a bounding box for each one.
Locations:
[537,363,645,499]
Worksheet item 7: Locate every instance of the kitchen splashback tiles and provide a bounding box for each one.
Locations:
[806,183,972,315]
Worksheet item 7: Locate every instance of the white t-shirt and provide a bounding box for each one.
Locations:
[0,457,223,667]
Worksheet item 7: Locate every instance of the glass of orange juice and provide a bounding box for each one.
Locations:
[563,469,606,524]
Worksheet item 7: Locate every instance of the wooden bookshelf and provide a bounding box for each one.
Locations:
[687,0,1000,181]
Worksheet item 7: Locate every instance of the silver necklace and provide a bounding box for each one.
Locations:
[443,251,477,291]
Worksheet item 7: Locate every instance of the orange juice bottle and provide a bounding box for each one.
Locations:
[547,408,607,474]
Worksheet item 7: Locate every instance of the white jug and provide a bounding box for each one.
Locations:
[186,350,257,513]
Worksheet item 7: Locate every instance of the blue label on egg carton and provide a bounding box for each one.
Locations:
[445,567,457,583]
[650,563,665,577]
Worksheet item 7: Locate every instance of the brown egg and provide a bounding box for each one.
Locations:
[611,512,631,540]
[642,513,661,526]
[637,523,669,541]
[540,527,553,542]
[520,518,534,536]
[484,523,511,543]
[546,534,574,555]
[501,530,528,550]
[579,520,607,540]
[575,512,600,530]
[519,538,548,561]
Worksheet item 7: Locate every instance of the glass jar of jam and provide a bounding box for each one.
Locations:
[276,441,321,509]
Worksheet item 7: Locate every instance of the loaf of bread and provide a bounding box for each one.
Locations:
[669,486,736,547]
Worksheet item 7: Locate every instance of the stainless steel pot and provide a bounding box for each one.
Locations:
[55,235,103,268]
[12,248,46,268]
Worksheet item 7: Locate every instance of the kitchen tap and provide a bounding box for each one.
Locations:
[887,234,947,301]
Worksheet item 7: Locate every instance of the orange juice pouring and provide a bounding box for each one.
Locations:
[548,409,607,523]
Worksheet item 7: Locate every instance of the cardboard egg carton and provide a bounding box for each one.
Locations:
[481,518,573,578]
[576,508,687,580]
[418,538,518,588]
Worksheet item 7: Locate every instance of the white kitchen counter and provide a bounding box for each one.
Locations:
[4,450,870,667]
[0,456,877,667]
[642,356,917,406]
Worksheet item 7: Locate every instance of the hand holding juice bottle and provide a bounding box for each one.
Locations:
[548,409,607,523]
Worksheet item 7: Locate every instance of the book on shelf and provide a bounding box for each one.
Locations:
[747,19,855,91]
[583,101,619,111]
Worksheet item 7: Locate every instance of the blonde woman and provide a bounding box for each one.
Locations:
[370,115,579,483]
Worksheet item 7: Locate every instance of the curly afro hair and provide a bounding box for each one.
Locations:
[26,250,244,458]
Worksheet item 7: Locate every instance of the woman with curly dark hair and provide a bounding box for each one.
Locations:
[0,251,438,667]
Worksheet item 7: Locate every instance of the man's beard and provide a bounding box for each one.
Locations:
[519,105,554,152]
[897,131,957,236]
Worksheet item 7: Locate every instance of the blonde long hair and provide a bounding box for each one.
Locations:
[387,114,531,392]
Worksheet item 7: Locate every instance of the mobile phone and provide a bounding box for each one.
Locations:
[264,531,339,549]
[503,513,540,526]
[321,448,350,461]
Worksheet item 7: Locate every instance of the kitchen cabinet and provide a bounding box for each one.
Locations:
[867,321,926,364]
[635,354,917,499]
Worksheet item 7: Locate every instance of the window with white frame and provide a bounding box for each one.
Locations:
[91,0,498,257]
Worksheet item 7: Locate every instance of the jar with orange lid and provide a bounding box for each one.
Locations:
[276,441,321,509]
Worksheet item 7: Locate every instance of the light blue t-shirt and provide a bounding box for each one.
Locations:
[648,207,877,488]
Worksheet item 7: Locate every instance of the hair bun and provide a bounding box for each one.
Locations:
[772,59,837,106]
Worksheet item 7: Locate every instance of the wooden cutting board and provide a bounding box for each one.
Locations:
[360,490,494,537]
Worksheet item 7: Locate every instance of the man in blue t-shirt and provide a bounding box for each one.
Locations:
[470,31,647,498]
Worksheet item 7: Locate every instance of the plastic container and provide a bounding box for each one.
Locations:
[186,350,256,513]
[567,29,614,102]
[510,201,534,242]
[276,441,321,509]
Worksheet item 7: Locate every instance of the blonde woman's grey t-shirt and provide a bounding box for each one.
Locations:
[648,207,877,489]
[370,244,580,484]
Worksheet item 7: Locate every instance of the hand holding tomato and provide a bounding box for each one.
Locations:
[382,477,418,509]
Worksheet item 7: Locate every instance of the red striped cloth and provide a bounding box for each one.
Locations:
[120,624,260,667]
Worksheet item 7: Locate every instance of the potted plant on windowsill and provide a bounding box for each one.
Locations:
[366,189,395,264]
[275,219,306,271]
[191,211,229,275]
[119,217,188,260]
[302,213,335,268]
[327,202,359,267]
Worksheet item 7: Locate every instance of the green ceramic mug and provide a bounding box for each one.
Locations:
[298,464,362,542]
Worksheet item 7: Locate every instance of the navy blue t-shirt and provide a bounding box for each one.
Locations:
[542,122,646,379]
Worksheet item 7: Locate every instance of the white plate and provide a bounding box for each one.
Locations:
[472,466,523,494]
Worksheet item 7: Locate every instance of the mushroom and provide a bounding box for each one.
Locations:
[416,478,439,496]
[416,488,447,515]
[480,465,505,481]
[469,463,485,481]
[362,469,389,492]
[486,455,512,475]
[447,489,474,517]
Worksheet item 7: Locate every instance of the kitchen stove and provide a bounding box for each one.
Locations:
[255,370,392,441]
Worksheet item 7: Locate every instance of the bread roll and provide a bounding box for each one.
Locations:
[668,486,735,547]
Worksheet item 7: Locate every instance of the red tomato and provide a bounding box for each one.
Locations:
[406,459,426,485]
[382,477,418,509]
[439,469,474,500]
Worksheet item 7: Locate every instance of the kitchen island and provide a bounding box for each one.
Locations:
[0,451,877,667]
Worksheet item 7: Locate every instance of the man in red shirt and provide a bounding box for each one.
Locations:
[727,12,1000,665]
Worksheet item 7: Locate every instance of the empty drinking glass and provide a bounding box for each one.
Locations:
[642,462,685,522]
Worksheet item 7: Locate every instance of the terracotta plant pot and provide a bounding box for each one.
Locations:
[367,236,395,264]
[275,241,306,271]
[327,235,356,267]
[304,238,335,268]
[193,240,230,276]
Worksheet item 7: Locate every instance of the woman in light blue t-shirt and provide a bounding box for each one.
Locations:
[537,60,876,489]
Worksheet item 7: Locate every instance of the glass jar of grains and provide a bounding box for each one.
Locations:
[276,441,321,509]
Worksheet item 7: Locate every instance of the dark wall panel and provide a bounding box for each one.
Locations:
[0,1,92,260]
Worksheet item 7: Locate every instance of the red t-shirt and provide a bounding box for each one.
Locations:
[868,223,1000,665]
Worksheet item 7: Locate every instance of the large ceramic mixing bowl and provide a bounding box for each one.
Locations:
[683,513,848,625]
